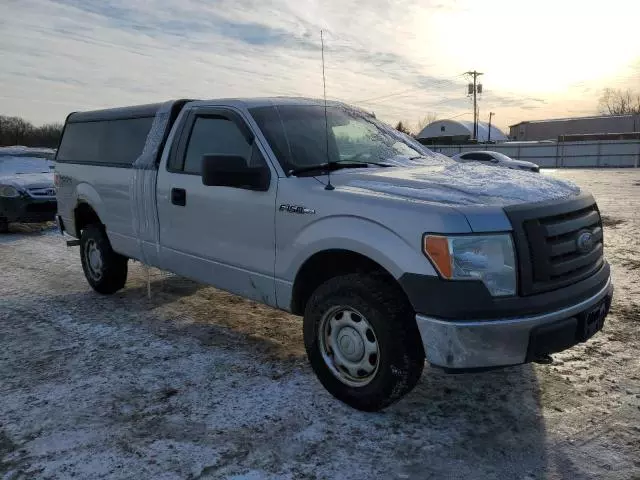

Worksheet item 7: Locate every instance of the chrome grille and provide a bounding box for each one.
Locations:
[27,187,56,197]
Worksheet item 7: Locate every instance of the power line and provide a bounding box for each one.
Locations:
[354,87,422,104]
[356,91,445,107]
[353,74,465,104]
[356,102,446,117]
[354,95,469,115]
[442,111,471,120]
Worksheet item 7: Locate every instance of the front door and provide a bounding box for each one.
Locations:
[156,107,277,306]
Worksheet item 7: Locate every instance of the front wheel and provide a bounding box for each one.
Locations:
[303,273,425,411]
[80,224,128,294]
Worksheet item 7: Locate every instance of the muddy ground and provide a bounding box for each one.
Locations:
[1,169,639,479]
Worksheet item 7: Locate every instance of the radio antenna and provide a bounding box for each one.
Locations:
[321,29,334,191]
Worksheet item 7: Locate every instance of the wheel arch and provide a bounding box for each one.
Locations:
[73,201,101,237]
[290,249,412,316]
[279,216,437,314]
[71,182,105,237]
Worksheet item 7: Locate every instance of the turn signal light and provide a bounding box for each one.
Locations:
[423,235,453,278]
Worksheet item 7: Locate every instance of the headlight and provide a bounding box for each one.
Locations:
[0,185,20,198]
[423,234,516,296]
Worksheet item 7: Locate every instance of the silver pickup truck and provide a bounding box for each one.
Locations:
[55,98,613,411]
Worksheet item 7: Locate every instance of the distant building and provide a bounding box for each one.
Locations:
[509,114,640,141]
[416,119,507,144]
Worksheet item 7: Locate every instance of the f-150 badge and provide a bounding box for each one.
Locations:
[279,204,316,215]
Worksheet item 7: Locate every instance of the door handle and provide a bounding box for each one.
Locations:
[171,188,186,206]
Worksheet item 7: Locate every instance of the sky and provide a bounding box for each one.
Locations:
[1,0,639,132]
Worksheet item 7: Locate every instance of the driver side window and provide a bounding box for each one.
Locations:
[182,117,253,174]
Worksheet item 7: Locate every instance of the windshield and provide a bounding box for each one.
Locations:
[488,151,518,163]
[0,156,54,175]
[250,104,430,173]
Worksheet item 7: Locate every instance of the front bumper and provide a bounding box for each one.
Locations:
[416,276,613,369]
[0,196,57,223]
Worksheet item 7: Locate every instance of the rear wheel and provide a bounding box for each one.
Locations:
[80,224,128,294]
[0,218,8,233]
[303,273,425,411]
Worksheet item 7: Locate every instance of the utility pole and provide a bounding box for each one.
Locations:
[465,70,483,141]
[488,112,494,143]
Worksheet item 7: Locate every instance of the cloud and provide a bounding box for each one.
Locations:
[1,0,638,132]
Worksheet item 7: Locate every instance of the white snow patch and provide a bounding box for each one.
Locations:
[228,471,294,480]
[0,146,55,158]
[292,420,325,443]
[142,440,222,478]
[25,429,100,456]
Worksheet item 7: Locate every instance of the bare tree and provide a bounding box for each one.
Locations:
[415,112,439,133]
[395,121,412,135]
[4,116,31,145]
[598,88,640,115]
[0,115,63,148]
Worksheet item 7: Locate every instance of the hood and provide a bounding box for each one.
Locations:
[332,156,579,207]
[0,172,54,190]
[452,152,537,169]
[500,157,538,169]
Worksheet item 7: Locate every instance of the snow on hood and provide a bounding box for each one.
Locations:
[501,157,538,168]
[0,156,54,189]
[336,155,580,207]
[0,172,54,189]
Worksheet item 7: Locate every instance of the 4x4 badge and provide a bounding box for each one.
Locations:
[279,204,316,215]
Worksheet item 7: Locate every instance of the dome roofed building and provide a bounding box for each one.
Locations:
[416,119,507,145]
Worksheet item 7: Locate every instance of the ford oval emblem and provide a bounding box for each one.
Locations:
[576,231,594,254]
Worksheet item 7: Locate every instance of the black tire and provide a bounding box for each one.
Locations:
[0,218,8,233]
[80,224,128,294]
[303,273,425,412]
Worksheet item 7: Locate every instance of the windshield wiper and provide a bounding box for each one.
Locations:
[288,160,389,176]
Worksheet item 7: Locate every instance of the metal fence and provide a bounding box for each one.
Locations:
[428,139,640,168]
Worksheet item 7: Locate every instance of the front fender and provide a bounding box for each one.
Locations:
[278,215,437,282]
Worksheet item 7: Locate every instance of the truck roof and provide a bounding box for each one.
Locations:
[67,102,164,123]
[194,97,333,108]
[66,97,349,124]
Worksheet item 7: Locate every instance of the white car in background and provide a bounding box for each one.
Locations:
[0,147,56,232]
[451,151,540,172]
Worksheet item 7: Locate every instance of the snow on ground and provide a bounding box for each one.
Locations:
[1,170,639,479]
[0,146,56,158]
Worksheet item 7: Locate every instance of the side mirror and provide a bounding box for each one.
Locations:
[201,155,270,191]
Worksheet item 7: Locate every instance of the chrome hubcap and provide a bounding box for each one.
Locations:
[319,307,380,387]
[85,239,103,280]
